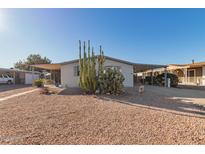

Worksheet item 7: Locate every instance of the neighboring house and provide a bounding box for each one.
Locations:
[167,62,205,86]
[138,61,205,86]
[32,56,162,88]
[0,68,40,84]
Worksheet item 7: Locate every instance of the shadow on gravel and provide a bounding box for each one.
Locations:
[57,86,205,118]
[97,87,205,118]
[0,84,31,93]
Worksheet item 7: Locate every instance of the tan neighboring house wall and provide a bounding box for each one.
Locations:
[139,62,205,86]
[169,66,205,86]
[203,66,205,85]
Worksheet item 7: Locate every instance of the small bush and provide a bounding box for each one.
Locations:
[156,73,179,87]
[33,79,44,87]
[98,68,125,95]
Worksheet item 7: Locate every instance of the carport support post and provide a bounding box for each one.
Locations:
[142,72,145,85]
[184,68,188,84]
[164,67,167,88]
[151,69,154,85]
[54,70,56,84]
[13,71,16,85]
[50,70,52,80]
[32,67,34,83]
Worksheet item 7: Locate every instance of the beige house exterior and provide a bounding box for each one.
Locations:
[61,56,134,87]
[32,56,164,87]
[139,61,205,86]
[167,62,205,86]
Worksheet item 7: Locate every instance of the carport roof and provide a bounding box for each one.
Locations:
[60,55,165,72]
[31,64,61,70]
[31,56,165,72]
[0,68,40,74]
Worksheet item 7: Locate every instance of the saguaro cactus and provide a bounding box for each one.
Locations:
[79,40,97,94]
[98,45,105,75]
[97,46,106,93]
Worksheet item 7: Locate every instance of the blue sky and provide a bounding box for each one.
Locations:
[1,8,205,68]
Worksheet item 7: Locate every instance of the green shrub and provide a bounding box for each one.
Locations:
[98,68,125,95]
[144,76,158,85]
[156,73,179,87]
[33,79,44,87]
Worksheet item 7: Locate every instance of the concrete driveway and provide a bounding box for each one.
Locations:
[101,85,205,117]
[0,85,35,98]
[145,85,205,106]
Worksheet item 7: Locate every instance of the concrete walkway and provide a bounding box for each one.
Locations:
[0,89,38,102]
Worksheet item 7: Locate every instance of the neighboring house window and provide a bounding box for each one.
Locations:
[104,66,121,72]
[73,65,80,76]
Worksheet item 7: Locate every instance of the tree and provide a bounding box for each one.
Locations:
[14,54,52,71]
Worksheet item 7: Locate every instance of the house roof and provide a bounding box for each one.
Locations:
[60,55,165,71]
[31,56,165,72]
[60,56,135,65]
[168,61,205,69]
[0,68,40,74]
[189,61,205,67]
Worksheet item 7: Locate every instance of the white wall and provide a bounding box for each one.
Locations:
[25,73,39,84]
[61,59,134,88]
[104,59,133,87]
[202,66,205,85]
[61,62,79,87]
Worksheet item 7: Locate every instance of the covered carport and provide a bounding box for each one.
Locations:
[133,64,166,86]
[30,64,61,85]
[0,68,40,84]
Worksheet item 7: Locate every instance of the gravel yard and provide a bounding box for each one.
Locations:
[0,86,205,144]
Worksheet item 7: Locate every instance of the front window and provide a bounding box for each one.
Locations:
[74,65,80,76]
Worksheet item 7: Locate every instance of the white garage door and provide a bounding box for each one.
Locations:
[25,73,39,84]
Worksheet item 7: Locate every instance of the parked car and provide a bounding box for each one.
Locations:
[0,74,14,84]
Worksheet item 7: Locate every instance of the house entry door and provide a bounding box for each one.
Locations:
[188,70,195,83]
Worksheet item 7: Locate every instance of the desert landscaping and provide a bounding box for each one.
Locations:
[0,85,205,144]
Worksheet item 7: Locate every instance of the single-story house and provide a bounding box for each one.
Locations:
[60,56,134,87]
[32,56,163,87]
[0,68,40,84]
[137,61,205,86]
